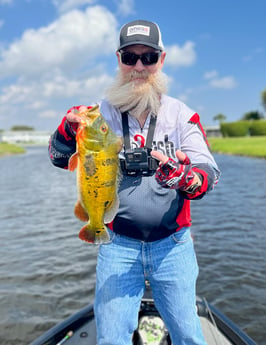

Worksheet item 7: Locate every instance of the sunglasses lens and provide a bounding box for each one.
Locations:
[121,52,138,65]
[141,52,160,65]
[121,52,161,66]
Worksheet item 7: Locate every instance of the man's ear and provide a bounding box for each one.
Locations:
[160,51,166,68]
[116,51,121,64]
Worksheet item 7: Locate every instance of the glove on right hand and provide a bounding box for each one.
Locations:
[155,157,196,191]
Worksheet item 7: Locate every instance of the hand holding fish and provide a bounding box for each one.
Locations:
[66,105,89,123]
[64,105,91,136]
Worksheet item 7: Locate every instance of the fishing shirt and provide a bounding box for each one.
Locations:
[49,95,220,242]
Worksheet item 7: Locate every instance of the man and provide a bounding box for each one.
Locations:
[49,19,220,345]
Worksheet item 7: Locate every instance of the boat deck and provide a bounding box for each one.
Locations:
[30,295,256,345]
[59,314,232,345]
[201,317,231,345]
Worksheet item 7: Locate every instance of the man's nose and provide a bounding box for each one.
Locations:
[134,58,145,71]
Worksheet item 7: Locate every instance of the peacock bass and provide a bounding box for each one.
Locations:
[69,105,122,244]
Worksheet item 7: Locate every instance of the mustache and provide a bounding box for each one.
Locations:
[124,70,150,82]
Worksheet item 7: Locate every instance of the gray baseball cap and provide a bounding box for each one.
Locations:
[117,19,164,51]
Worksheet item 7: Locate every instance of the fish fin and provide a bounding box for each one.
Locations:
[95,225,110,244]
[116,137,123,153]
[104,194,119,223]
[78,224,95,243]
[68,152,79,171]
[79,224,110,244]
[74,201,89,222]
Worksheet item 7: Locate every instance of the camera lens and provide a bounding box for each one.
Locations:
[134,153,143,162]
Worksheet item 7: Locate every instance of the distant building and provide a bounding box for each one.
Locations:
[204,126,222,137]
[0,131,52,144]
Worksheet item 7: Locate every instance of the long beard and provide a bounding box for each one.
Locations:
[106,69,168,119]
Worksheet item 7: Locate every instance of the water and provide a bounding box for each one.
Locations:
[0,146,265,345]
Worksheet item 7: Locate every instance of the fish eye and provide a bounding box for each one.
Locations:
[100,124,108,133]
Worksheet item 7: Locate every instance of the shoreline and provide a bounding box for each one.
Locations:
[0,142,26,157]
[1,137,266,159]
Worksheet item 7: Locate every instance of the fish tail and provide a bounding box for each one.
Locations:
[95,225,110,244]
[79,224,110,244]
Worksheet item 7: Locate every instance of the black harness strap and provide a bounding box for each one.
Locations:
[121,112,157,150]
[121,112,131,150]
[145,113,157,150]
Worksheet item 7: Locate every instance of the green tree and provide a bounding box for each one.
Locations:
[213,113,226,124]
[242,111,264,121]
[261,89,266,113]
[10,125,34,131]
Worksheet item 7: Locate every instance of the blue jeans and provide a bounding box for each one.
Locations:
[94,228,206,345]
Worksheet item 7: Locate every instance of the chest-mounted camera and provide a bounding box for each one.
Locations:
[120,112,158,176]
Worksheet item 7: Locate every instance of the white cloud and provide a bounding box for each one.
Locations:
[198,32,211,41]
[0,19,4,28]
[0,5,120,130]
[0,71,114,129]
[116,0,135,16]
[0,6,117,79]
[243,47,264,62]
[177,93,188,103]
[177,88,194,103]
[203,70,218,80]
[165,41,196,68]
[52,0,96,13]
[39,109,58,118]
[0,71,113,108]
[0,0,12,4]
[209,76,237,89]
[203,70,237,89]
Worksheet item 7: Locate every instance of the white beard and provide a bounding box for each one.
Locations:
[105,69,168,119]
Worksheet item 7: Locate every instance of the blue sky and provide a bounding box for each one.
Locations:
[0,0,265,130]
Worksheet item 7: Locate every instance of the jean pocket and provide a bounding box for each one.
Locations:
[100,228,117,245]
[171,228,191,244]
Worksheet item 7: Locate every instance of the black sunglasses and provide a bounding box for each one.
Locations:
[119,51,161,66]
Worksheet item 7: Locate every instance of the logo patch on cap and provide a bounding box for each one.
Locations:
[127,25,150,37]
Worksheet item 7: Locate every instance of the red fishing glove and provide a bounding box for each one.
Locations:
[155,155,200,193]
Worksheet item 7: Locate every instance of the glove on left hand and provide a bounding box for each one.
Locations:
[155,157,196,191]
[65,105,91,136]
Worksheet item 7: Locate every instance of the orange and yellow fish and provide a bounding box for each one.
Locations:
[69,105,122,244]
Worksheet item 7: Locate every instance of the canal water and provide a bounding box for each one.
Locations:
[0,146,265,344]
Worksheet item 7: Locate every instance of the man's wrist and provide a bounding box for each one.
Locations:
[65,119,78,137]
[184,172,202,194]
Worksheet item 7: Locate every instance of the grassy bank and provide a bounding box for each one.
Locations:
[208,136,266,158]
[0,142,26,156]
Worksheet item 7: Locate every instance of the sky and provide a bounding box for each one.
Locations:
[0,0,265,131]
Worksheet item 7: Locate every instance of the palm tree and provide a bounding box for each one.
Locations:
[242,111,264,120]
[213,113,226,124]
[261,89,266,114]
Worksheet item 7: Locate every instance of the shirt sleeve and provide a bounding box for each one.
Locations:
[48,117,77,169]
[180,112,221,199]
